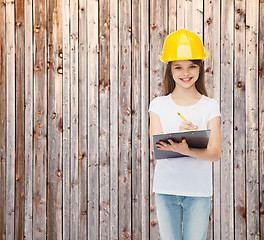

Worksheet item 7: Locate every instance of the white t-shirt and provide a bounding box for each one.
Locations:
[149,93,221,197]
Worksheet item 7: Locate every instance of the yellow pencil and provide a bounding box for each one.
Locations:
[177,112,197,131]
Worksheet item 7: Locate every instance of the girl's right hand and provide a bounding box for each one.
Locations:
[179,121,198,131]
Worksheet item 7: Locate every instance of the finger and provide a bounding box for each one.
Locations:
[168,139,174,144]
[157,141,166,147]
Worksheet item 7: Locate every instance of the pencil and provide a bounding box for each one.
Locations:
[177,112,197,131]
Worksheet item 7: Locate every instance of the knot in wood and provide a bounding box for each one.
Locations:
[57,67,63,74]
[125,107,131,116]
[57,170,62,177]
[16,21,22,27]
[150,24,157,30]
[237,81,242,88]
[47,61,51,69]
[207,18,212,25]
[58,50,63,58]
[34,25,41,33]
[150,220,157,227]
[51,112,56,119]
[34,65,40,72]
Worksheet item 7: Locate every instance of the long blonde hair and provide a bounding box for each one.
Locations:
[163,60,208,96]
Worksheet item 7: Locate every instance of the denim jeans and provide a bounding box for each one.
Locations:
[155,193,211,240]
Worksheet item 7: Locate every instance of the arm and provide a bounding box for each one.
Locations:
[157,116,222,162]
[149,111,163,152]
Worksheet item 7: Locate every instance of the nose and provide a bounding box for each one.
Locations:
[183,68,189,76]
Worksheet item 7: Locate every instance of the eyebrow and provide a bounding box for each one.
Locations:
[172,63,197,67]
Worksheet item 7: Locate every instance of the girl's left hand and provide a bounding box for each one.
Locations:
[156,138,190,156]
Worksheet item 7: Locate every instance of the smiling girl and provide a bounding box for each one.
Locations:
[149,29,222,240]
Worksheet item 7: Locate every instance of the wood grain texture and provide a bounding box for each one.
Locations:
[87,0,99,239]
[70,0,79,238]
[220,0,234,239]
[234,1,246,239]
[15,0,25,239]
[245,0,260,238]
[140,0,150,239]
[109,0,119,239]
[47,0,63,238]
[203,1,221,239]
[79,1,87,239]
[132,0,142,238]
[0,0,6,239]
[6,0,16,239]
[0,1,263,239]
[78,0,88,239]
[62,0,70,239]
[259,0,264,238]
[119,0,132,238]
[99,0,111,239]
[149,0,167,239]
[33,0,47,238]
[168,0,176,33]
[24,0,33,239]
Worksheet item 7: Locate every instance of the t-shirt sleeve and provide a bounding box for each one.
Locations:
[148,97,159,115]
[208,99,221,121]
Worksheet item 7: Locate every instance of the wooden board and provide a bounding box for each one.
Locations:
[47,0,63,238]
[234,1,247,239]
[15,0,25,239]
[220,0,234,239]
[132,0,142,238]
[245,0,260,238]
[33,0,47,238]
[109,0,119,239]
[119,0,132,238]
[24,0,34,239]
[203,1,221,239]
[87,0,99,239]
[62,0,71,239]
[70,0,79,238]
[0,0,6,239]
[140,0,150,239]
[6,0,16,239]
[149,0,167,239]
[78,0,88,239]
[259,0,264,238]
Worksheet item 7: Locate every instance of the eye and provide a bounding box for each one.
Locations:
[174,66,182,70]
[189,65,197,69]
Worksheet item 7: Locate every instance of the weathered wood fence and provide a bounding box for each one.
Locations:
[0,0,263,239]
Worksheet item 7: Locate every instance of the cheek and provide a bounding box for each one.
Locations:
[191,69,200,79]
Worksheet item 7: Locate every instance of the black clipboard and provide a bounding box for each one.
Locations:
[153,129,211,159]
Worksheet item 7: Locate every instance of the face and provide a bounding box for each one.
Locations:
[171,60,200,89]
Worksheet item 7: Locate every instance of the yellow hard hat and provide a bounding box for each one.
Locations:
[159,29,209,62]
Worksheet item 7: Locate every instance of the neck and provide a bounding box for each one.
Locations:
[171,85,201,99]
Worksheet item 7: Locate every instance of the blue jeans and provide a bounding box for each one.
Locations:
[155,193,211,240]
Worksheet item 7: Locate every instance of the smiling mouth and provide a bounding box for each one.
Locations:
[180,77,193,83]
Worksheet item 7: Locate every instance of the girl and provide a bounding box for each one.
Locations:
[149,29,222,240]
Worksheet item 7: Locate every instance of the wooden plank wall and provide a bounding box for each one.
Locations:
[0,0,263,239]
